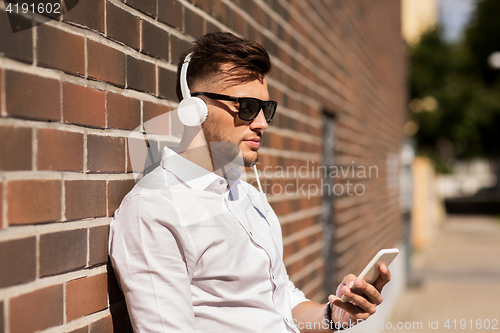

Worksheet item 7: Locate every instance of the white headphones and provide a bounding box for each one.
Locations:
[177,53,209,127]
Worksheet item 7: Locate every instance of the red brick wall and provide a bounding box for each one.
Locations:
[0,0,406,332]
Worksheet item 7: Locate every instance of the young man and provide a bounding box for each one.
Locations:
[109,32,391,332]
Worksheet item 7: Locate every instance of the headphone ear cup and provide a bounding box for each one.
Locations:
[177,97,208,127]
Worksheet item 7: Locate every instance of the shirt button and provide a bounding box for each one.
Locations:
[219,180,225,185]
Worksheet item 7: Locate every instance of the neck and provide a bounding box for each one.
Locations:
[177,126,214,172]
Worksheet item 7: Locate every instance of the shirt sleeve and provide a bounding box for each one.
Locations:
[109,194,196,333]
[287,276,309,310]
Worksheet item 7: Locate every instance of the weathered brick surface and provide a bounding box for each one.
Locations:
[158,0,183,30]
[0,10,33,63]
[37,129,84,171]
[9,285,63,333]
[0,301,3,333]
[0,126,32,171]
[108,179,136,215]
[63,0,105,32]
[126,56,156,94]
[89,225,109,266]
[126,0,156,18]
[68,327,88,333]
[62,83,106,127]
[40,229,87,277]
[87,40,126,87]
[65,180,107,221]
[143,101,170,135]
[87,136,126,173]
[170,35,192,65]
[106,2,140,50]
[66,274,108,322]
[5,71,60,121]
[89,315,113,333]
[185,8,204,39]
[37,25,85,76]
[0,237,36,288]
[0,181,2,229]
[7,180,61,225]
[158,67,178,101]
[106,92,140,130]
[142,21,170,61]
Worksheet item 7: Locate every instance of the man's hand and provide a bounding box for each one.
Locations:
[328,263,391,328]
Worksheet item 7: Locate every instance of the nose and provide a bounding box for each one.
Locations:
[250,109,269,131]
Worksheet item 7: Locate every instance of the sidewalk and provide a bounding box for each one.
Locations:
[390,215,500,332]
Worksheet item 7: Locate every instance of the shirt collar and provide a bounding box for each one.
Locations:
[160,146,241,192]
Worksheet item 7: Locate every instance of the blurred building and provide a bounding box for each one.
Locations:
[401,0,439,45]
[0,1,408,332]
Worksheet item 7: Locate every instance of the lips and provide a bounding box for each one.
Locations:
[243,137,260,149]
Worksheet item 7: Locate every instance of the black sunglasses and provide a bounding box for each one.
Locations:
[192,92,277,123]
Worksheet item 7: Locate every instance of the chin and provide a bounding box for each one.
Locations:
[243,151,259,167]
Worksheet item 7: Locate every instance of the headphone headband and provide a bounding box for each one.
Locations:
[180,53,193,100]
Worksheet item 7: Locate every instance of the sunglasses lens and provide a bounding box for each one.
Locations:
[263,102,277,123]
[239,99,261,121]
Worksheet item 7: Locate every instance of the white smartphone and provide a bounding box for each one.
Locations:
[341,248,399,302]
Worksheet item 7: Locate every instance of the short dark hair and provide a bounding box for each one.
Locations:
[176,32,271,101]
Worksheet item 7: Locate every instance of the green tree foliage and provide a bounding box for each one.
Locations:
[409,0,500,171]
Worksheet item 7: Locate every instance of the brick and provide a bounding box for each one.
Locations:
[66,274,108,322]
[158,0,183,30]
[108,179,135,215]
[90,315,112,333]
[0,237,36,288]
[107,92,140,130]
[87,136,126,173]
[40,229,87,277]
[158,67,178,101]
[0,126,32,171]
[0,182,2,229]
[143,101,170,135]
[206,20,220,34]
[0,301,3,333]
[63,0,105,32]
[127,0,156,17]
[9,285,63,333]
[142,21,169,61]
[37,129,84,171]
[87,40,125,87]
[89,225,109,266]
[0,10,33,63]
[5,71,60,121]
[7,180,61,225]
[62,83,106,127]
[185,9,204,39]
[170,35,192,65]
[65,180,106,220]
[68,327,88,333]
[126,56,156,94]
[106,2,140,50]
[37,25,85,76]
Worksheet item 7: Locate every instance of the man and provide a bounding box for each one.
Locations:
[109,32,391,332]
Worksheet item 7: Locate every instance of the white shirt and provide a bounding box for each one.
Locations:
[109,147,308,333]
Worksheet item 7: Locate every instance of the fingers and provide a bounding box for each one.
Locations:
[330,296,373,322]
[373,263,391,292]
